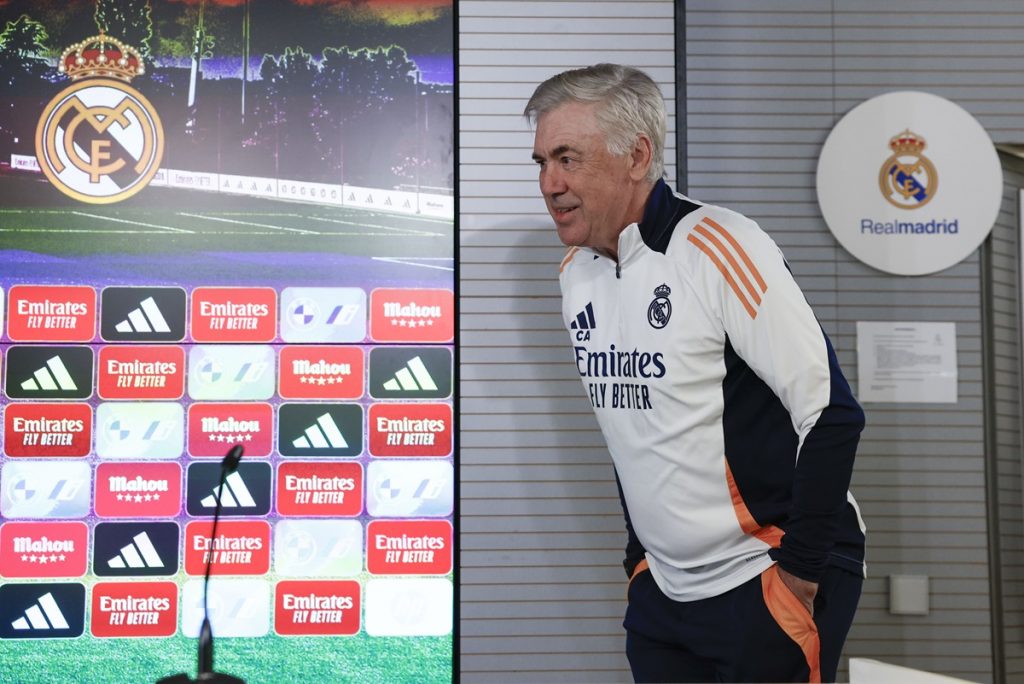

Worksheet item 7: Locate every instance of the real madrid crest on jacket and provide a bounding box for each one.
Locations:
[559,179,867,602]
[35,32,163,204]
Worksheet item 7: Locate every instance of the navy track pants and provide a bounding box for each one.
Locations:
[624,563,862,683]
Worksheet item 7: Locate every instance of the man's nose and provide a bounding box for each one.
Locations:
[540,164,566,197]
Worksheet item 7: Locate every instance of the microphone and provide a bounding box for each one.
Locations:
[157,445,246,684]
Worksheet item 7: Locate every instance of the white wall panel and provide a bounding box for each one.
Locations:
[461,1,1024,682]
[459,1,676,681]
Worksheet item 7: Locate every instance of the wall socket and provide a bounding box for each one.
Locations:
[889,574,929,616]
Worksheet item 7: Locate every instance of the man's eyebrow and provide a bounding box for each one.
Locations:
[532,144,579,162]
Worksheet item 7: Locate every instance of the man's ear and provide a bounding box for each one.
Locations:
[628,134,654,182]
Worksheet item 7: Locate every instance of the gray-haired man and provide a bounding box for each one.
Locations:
[526,64,866,683]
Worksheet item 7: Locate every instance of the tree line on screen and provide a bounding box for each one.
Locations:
[0,1,453,193]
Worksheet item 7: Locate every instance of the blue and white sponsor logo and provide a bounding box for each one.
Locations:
[1,461,91,519]
[280,287,366,343]
[273,520,362,577]
[188,345,275,401]
[96,402,184,459]
[364,578,453,637]
[366,461,453,518]
[181,578,270,637]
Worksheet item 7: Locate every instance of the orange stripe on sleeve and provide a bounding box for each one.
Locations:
[692,224,762,306]
[761,565,822,683]
[724,459,784,548]
[702,216,768,294]
[687,234,758,319]
[559,247,580,273]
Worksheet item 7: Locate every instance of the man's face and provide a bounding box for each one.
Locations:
[532,101,634,252]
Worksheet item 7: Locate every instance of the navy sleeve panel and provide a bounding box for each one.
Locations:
[614,468,647,578]
[770,333,865,582]
[722,337,798,523]
[724,334,865,583]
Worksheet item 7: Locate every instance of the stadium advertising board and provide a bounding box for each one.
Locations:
[0,1,454,682]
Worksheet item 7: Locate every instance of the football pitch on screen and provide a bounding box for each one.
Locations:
[0,174,453,262]
[2,632,452,683]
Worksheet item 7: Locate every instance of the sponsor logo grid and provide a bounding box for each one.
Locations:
[0,285,453,638]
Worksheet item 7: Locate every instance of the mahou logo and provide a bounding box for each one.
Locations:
[366,520,452,575]
[275,580,360,636]
[369,288,453,343]
[95,463,182,517]
[368,403,452,457]
[277,462,362,517]
[97,346,185,400]
[0,522,88,578]
[4,403,92,458]
[184,520,270,577]
[187,403,273,458]
[91,581,177,638]
[191,287,277,342]
[7,285,96,342]
[278,346,364,400]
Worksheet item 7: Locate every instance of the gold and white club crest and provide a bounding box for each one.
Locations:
[877,129,937,209]
[35,33,164,204]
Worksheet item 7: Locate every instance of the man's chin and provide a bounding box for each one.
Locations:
[556,226,587,248]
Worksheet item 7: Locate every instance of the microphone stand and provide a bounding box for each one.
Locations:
[157,445,246,684]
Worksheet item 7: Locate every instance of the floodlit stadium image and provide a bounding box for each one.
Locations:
[0,1,454,682]
[0,179,453,290]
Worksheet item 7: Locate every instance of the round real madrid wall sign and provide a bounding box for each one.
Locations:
[816,91,1002,276]
[35,33,163,205]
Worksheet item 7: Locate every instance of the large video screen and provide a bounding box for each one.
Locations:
[0,1,454,682]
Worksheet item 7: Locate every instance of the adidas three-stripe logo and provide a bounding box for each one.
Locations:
[114,297,172,334]
[21,356,77,391]
[292,413,348,449]
[201,472,258,508]
[571,303,596,330]
[382,356,437,392]
[11,592,69,631]
[687,216,768,320]
[107,532,165,569]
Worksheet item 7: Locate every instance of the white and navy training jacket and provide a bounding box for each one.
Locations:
[559,179,866,603]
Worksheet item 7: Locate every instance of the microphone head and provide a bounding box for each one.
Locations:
[223,445,244,473]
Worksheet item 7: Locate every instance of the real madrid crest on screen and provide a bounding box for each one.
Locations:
[816,91,1002,276]
[34,32,164,204]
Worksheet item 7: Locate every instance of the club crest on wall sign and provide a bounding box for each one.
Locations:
[878,129,937,210]
[816,91,1002,276]
[35,33,164,204]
